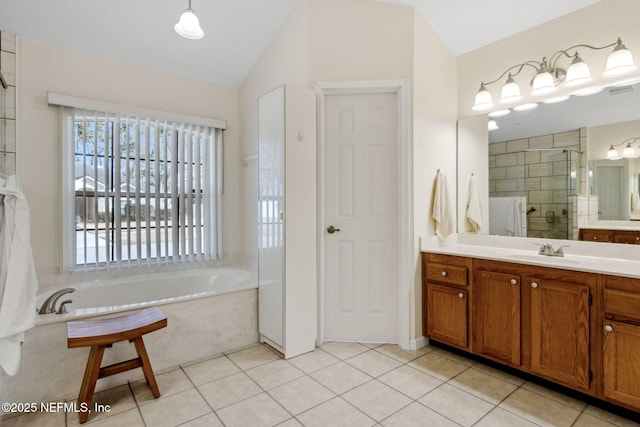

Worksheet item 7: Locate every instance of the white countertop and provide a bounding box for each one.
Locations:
[421,234,640,279]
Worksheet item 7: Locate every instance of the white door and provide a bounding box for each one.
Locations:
[323,92,398,343]
[595,164,627,220]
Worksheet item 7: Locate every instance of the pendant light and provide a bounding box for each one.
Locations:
[175,0,204,40]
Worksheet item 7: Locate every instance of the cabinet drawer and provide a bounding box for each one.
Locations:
[580,229,611,242]
[604,289,640,320]
[612,231,640,244]
[426,263,467,286]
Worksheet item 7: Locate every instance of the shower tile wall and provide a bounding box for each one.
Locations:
[489,129,586,239]
[0,31,17,176]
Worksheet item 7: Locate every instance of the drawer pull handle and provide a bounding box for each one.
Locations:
[441,271,447,277]
[636,237,639,241]
[531,282,538,289]
[593,237,598,240]
[604,325,613,333]
[458,293,464,298]
[510,278,517,285]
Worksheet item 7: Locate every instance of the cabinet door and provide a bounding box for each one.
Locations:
[427,283,468,349]
[603,320,640,409]
[529,278,590,391]
[473,271,521,365]
[612,230,640,244]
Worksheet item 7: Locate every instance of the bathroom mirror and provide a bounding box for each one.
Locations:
[458,81,640,240]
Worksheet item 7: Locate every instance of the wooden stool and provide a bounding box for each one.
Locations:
[67,307,167,423]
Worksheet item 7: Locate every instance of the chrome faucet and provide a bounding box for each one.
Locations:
[38,288,75,314]
[534,243,570,257]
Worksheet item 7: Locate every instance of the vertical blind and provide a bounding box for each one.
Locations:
[63,107,223,270]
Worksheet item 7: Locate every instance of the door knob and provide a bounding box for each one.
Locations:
[604,325,613,332]
[510,278,517,285]
[327,225,341,234]
[531,282,538,288]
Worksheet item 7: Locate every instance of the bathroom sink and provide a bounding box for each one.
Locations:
[506,254,581,265]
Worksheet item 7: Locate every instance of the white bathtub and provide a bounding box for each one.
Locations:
[2,266,259,408]
[36,266,257,322]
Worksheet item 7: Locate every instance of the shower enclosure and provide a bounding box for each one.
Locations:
[489,148,583,240]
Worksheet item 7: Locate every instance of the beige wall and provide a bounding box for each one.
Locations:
[458,0,640,119]
[18,39,240,283]
[239,0,310,266]
[412,12,457,337]
[307,0,413,83]
[239,0,457,342]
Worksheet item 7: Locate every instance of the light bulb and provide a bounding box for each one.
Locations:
[607,145,621,160]
[604,39,638,77]
[472,84,494,111]
[531,70,556,96]
[499,76,522,104]
[623,142,638,158]
[565,55,592,87]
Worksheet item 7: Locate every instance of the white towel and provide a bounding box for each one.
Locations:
[0,175,39,376]
[506,199,522,237]
[465,175,483,233]
[432,171,455,239]
[631,193,640,214]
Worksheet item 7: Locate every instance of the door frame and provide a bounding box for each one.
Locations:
[316,80,411,349]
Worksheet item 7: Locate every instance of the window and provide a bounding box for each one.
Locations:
[59,103,224,270]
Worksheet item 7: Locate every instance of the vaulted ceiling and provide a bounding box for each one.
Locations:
[0,0,600,87]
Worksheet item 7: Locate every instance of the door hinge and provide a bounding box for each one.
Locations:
[589,294,593,306]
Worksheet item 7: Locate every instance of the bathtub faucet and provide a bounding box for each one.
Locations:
[38,287,75,314]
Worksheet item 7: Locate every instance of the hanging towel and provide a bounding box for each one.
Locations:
[465,175,483,233]
[631,193,640,214]
[505,198,522,237]
[0,175,39,376]
[432,171,455,239]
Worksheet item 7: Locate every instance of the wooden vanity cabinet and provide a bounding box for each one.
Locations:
[612,231,640,244]
[528,276,591,391]
[473,266,521,366]
[471,260,593,392]
[579,229,612,242]
[423,254,471,351]
[602,275,640,409]
[579,228,640,244]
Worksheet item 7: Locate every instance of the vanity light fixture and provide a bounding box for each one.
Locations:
[488,120,499,131]
[175,0,204,40]
[472,37,637,112]
[606,137,640,160]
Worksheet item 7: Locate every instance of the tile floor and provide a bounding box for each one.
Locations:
[2,342,639,427]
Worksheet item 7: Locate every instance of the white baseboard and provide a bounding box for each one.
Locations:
[409,336,428,350]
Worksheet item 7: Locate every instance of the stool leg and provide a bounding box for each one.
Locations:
[132,336,160,398]
[78,345,105,424]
